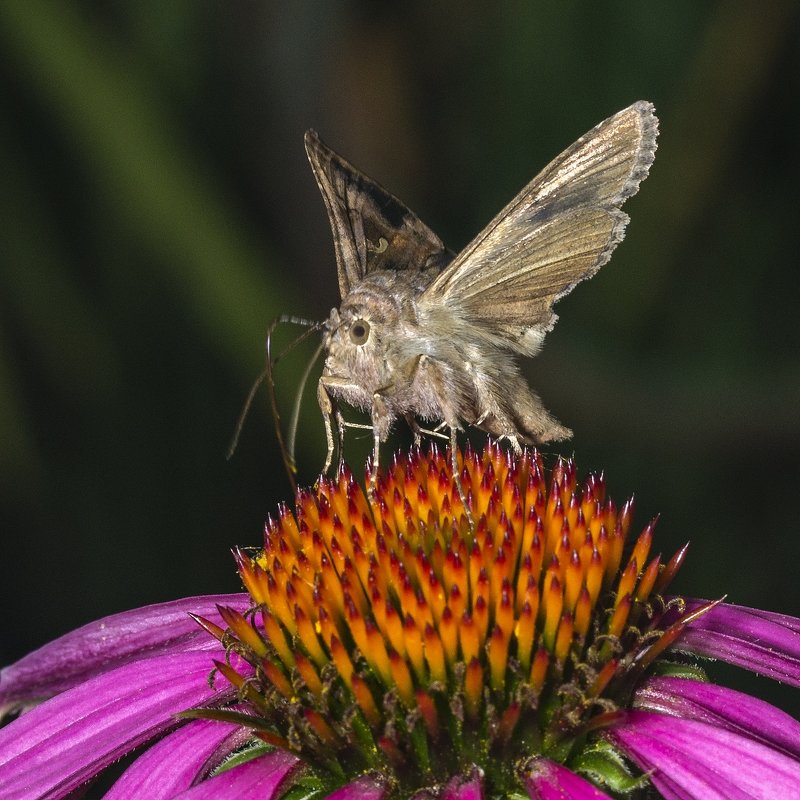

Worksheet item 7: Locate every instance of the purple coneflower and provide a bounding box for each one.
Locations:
[1,443,799,799]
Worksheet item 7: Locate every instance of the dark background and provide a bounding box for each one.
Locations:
[2,1,798,720]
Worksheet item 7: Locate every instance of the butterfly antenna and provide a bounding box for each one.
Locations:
[265,316,323,493]
[228,315,322,493]
[227,366,269,460]
[287,339,325,476]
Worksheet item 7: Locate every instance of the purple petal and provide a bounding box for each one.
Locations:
[607,710,800,800]
[524,757,614,800]
[326,774,392,800]
[103,718,253,799]
[635,675,800,759]
[440,767,485,800]
[0,593,250,714]
[0,649,246,800]
[671,599,800,687]
[173,749,299,799]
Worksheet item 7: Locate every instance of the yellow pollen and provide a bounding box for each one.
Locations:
[297,606,327,667]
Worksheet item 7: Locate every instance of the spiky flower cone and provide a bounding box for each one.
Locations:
[199,443,694,797]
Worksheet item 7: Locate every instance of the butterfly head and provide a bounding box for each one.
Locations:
[322,289,402,405]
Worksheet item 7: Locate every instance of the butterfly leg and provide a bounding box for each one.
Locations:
[370,422,381,495]
[317,378,337,475]
[370,352,443,464]
[334,407,347,469]
[405,415,423,447]
[369,391,396,494]
[406,416,449,444]
[319,374,391,494]
[318,374,369,474]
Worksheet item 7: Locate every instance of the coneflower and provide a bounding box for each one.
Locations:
[1,444,798,799]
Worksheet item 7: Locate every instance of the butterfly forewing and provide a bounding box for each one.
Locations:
[304,130,450,298]
[421,101,658,353]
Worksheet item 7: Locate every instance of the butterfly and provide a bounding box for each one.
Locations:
[304,102,657,488]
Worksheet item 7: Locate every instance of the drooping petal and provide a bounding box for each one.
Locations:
[440,767,485,800]
[0,650,247,800]
[524,757,615,799]
[674,600,800,687]
[173,749,299,799]
[103,718,253,799]
[326,774,392,800]
[634,675,800,759]
[0,593,250,715]
[607,710,800,800]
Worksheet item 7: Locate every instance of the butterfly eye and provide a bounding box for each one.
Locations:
[349,319,370,345]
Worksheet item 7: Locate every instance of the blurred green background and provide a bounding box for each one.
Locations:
[2,0,798,719]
